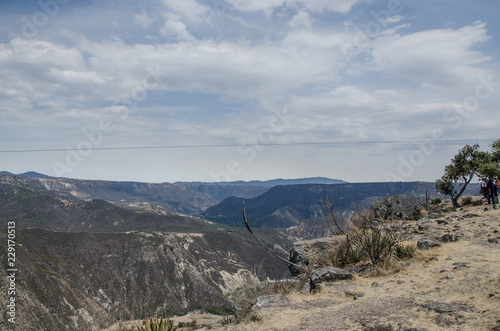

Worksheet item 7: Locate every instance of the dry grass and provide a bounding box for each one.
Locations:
[215,204,500,331]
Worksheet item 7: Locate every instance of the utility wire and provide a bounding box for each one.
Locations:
[0,138,496,153]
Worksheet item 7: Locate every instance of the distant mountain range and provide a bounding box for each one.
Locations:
[175,177,347,202]
[175,177,347,186]
[203,182,479,229]
[0,170,51,178]
[0,172,347,209]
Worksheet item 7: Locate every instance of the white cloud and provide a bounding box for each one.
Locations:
[0,1,498,183]
[160,13,195,40]
[161,0,210,23]
[370,21,491,87]
[224,0,362,15]
[298,0,361,14]
[135,9,155,28]
[288,11,312,28]
[223,0,285,15]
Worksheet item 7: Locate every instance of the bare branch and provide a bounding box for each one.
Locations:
[242,201,300,268]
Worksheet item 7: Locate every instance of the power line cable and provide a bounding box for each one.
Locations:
[0,138,496,153]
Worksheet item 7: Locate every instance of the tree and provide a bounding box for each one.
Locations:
[491,139,500,163]
[476,150,500,182]
[436,144,484,208]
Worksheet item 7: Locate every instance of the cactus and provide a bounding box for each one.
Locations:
[136,316,177,331]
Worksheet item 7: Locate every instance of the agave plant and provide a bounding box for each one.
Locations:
[136,316,177,331]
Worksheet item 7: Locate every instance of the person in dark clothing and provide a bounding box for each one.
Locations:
[481,180,489,202]
[486,179,498,207]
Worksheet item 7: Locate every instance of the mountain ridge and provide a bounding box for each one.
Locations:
[203,182,453,229]
[174,177,347,186]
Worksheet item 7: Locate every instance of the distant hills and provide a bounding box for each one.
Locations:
[0,171,480,232]
[0,172,347,209]
[0,170,51,178]
[202,182,445,229]
[175,177,347,186]
[175,177,347,202]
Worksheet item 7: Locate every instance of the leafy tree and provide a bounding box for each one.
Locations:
[476,150,500,181]
[491,139,500,163]
[435,144,484,208]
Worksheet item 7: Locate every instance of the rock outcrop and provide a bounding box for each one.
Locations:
[417,237,442,250]
[288,236,344,276]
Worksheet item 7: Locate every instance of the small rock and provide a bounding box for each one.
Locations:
[251,294,289,312]
[397,280,405,284]
[419,302,471,313]
[371,282,383,288]
[418,223,434,231]
[417,238,442,250]
[440,233,459,243]
[452,262,470,269]
[347,264,375,275]
[345,290,365,298]
[300,281,311,294]
[463,213,480,218]
[429,256,439,261]
[436,219,449,225]
[488,238,499,243]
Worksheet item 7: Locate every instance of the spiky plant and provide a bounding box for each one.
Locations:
[136,316,177,331]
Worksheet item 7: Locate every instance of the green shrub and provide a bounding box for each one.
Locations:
[349,210,409,265]
[394,243,417,260]
[431,198,442,205]
[330,238,364,268]
[460,196,474,206]
[136,316,177,331]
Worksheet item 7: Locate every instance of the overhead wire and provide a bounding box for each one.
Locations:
[0,138,496,153]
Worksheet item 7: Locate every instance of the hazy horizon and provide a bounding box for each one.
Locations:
[1,0,499,184]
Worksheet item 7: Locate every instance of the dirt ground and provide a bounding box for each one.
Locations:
[215,204,500,331]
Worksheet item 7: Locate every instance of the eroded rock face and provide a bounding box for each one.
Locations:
[0,229,289,331]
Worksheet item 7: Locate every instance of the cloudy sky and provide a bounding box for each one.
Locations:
[0,0,499,183]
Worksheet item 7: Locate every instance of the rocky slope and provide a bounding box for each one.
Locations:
[0,174,294,330]
[0,174,217,214]
[0,228,291,331]
[216,203,500,331]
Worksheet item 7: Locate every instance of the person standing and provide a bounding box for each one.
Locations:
[482,180,489,202]
[487,179,498,208]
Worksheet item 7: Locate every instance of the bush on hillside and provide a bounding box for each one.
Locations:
[136,316,177,331]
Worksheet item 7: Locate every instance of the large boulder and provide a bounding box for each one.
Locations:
[309,267,353,289]
[288,236,344,276]
[417,238,442,250]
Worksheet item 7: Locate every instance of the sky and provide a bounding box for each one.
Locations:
[0,0,499,183]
